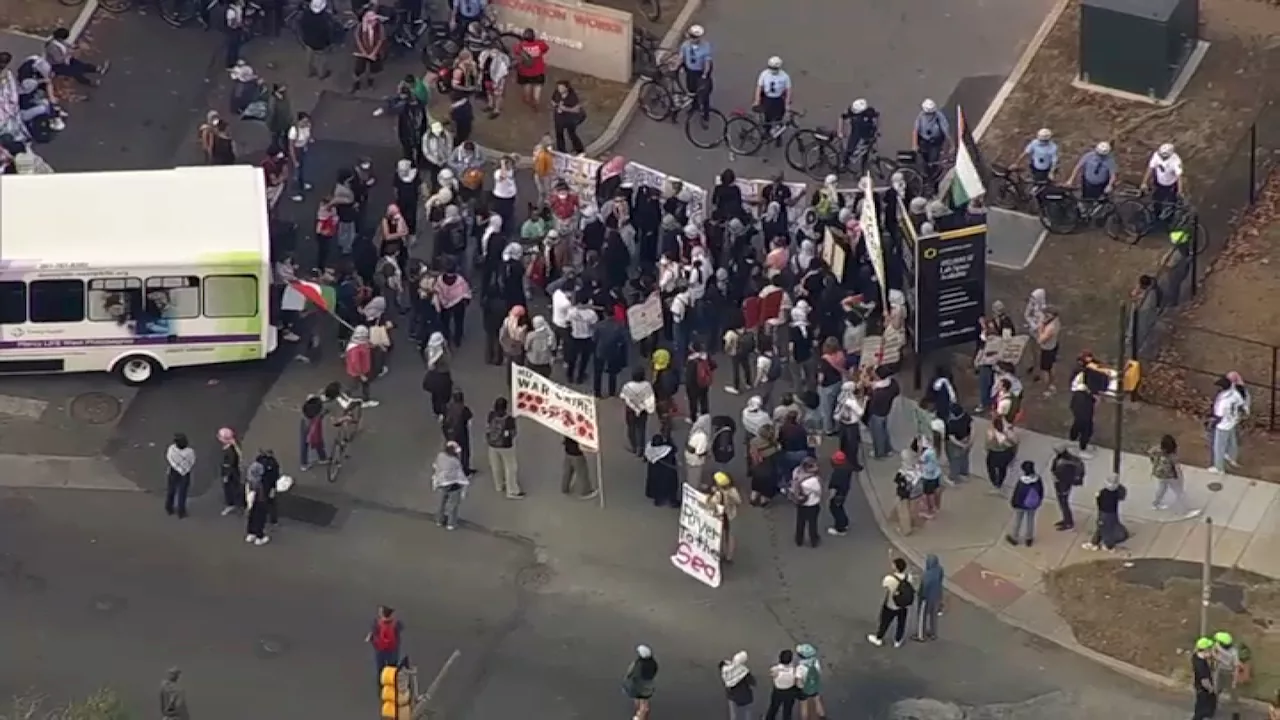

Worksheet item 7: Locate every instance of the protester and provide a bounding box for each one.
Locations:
[244,457,273,545]
[1050,444,1085,530]
[623,645,659,720]
[766,650,798,720]
[790,456,823,548]
[422,332,454,418]
[793,643,824,720]
[942,403,972,482]
[442,390,476,476]
[915,554,944,642]
[164,433,195,519]
[486,397,523,499]
[561,437,597,499]
[710,472,742,562]
[432,441,469,530]
[217,427,244,516]
[1007,460,1044,547]
[892,448,921,536]
[984,416,1018,491]
[1083,474,1129,551]
[621,368,656,455]
[720,651,755,720]
[644,432,679,507]
[868,557,912,647]
[1149,434,1199,518]
[551,79,586,153]
[685,413,713,487]
[1191,637,1217,720]
[826,450,853,536]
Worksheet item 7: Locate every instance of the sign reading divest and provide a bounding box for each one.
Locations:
[491,0,633,82]
[511,364,600,450]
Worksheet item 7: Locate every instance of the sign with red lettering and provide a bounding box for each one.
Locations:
[490,0,632,82]
[670,483,722,588]
[511,364,599,450]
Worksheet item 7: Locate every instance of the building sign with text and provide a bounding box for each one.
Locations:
[899,214,987,354]
[491,0,633,82]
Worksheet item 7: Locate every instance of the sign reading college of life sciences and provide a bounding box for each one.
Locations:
[671,484,723,588]
[491,0,633,82]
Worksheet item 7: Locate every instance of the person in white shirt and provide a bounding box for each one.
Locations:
[1210,375,1245,473]
[479,47,510,117]
[867,557,912,647]
[792,458,824,548]
[684,414,712,487]
[550,284,573,351]
[620,368,655,455]
[565,301,598,384]
[1142,142,1185,220]
[287,110,314,202]
[490,154,518,231]
[765,649,799,720]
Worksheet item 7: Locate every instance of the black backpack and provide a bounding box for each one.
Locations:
[711,416,736,463]
[256,452,281,489]
[892,576,916,607]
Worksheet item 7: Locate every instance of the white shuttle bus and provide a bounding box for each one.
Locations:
[0,166,277,385]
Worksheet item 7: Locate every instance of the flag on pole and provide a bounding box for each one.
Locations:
[284,279,335,313]
[949,106,987,207]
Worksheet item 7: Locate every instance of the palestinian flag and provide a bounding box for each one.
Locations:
[287,279,336,313]
[949,106,987,207]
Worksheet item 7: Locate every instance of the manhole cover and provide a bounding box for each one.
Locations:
[1208,481,1224,492]
[255,635,290,658]
[69,392,122,424]
[90,594,127,614]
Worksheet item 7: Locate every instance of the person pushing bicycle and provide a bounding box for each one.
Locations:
[839,98,879,176]
[1066,141,1117,202]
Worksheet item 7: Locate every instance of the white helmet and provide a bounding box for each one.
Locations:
[438,168,455,183]
[766,55,783,70]
[921,98,937,113]
[1158,142,1175,158]
[1095,141,1111,155]
[687,24,704,38]
[850,98,868,114]
[1036,128,1052,141]
[824,173,838,185]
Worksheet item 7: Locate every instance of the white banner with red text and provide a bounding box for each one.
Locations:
[511,364,600,451]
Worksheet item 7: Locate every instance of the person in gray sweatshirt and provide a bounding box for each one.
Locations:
[915,554,945,641]
[433,441,470,530]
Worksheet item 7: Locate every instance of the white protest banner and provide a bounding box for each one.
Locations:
[511,364,600,450]
[859,173,886,303]
[821,227,847,282]
[627,292,664,341]
[550,151,602,207]
[670,483,722,588]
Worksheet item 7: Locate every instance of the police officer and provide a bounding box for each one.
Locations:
[839,98,879,175]
[753,55,790,145]
[1020,128,1058,184]
[679,24,712,122]
[1067,141,1116,201]
[450,0,486,40]
[1142,142,1184,221]
[912,98,950,169]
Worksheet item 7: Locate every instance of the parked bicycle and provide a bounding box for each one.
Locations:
[1124,192,1209,254]
[1035,183,1136,236]
[631,27,667,79]
[326,389,365,484]
[637,66,726,149]
[724,107,803,157]
[989,163,1051,214]
[635,0,660,22]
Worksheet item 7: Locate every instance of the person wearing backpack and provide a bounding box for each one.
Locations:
[684,340,716,418]
[366,605,403,683]
[486,397,523,499]
[1050,445,1086,530]
[1007,460,1045,547]
[867,557,913,647]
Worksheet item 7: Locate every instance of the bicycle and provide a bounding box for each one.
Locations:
[326,392,365,483]
[988,164,1051,214]
[724,107,803,157]
[636,0,660,22]
[1125,192,1208,254]
[60,0,133,15]
[1035,183,1140,237]
[636,67,726,149]
[631,27,667,80]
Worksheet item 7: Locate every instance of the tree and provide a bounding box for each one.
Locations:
[2,690,130,720]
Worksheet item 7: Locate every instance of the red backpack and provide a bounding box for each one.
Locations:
[372,618,397,652]
[695,357,715,388]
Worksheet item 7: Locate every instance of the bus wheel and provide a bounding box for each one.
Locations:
[115,355,160,386]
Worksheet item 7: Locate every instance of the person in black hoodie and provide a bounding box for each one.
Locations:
[865,366,900,459]
[1007,460,1045,547]
[827,449,856,536]
[1085,474,1129,551]
[1068,355,1105,458]
[1050,445,1086,530]
[592,315,629,398]
[481,288,507,365]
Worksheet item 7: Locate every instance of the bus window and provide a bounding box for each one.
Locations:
[203,275,258,318]
[145,276,200,319]
[0,281,25,323]
[29,279,85,323]
[88,278,143,325]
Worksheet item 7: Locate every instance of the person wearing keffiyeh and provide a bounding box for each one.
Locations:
[165,433,196,518]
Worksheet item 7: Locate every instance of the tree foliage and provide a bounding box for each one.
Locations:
[1,690,130,720]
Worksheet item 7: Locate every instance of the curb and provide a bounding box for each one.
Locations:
[68,0,99,43]
[854,466,1269,713]
[477,0,703,168]
[971,0,1069,142]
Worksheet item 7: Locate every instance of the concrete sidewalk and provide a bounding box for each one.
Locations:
[860,398,1280,690]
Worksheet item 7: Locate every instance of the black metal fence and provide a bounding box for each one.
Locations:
[1127,100,1280,429]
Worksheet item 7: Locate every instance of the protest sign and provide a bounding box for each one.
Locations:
[627,292,664,341]
[821,227,848,282]
[550,152,602,206]
[859,174,886,302]
[977,334,1030,367]
[670,483,722,588]
[511,364,599,450]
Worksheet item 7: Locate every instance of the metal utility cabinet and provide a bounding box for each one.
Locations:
[1079,0,1199,98]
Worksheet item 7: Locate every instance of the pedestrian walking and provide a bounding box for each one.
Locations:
[422,332,454,419]
[561,437,597,499]
[621,368,656,456]
[914,554,944,642]
[983,416,1018,491]
[432,441,469,530]
[159,667,190,720]
[1049,444,1085,530]
[789,457,823,548]
[1006,460,1044,547]
[792,643,825,720]
[868,558,913,648]
[765,650,798,720]
[366,606,403,682]
[1083,474,1129,551]
[623,645,658,720]
[550,79,586,153]
[164,433,195,519]
[217,427,244,516]
[826,450,854,536]
[1191,637,1218,720]
[243,458,273,545]
[1209,375,1246,473]
[1149,434,1200,518]
[720,651,755,720]
[485,397,523,499]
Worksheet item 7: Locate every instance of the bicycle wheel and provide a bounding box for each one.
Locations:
[725,116,765,156]
[98,0,134,13]
[639,80,672,121]
[684,108,726,149]
[326,439,346,483]
[871,156,899,183]
[1038,197,1080,234]
[803,139,840,180]
[784,131,818,174]
[58,0,86,8]
[990,178,1022,211]
[1105,200,1152,242]
[159,0,195,27]
[637,0,661,22]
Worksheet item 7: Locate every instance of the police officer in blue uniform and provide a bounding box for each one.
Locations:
[753,55,790,146]
[679,24,712,122]
[840,98,879,175]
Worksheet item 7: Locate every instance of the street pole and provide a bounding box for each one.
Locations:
[1200,516,1213,638]
[1113,304,1125,476]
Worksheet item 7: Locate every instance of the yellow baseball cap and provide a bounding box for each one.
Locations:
[714,472,731,487]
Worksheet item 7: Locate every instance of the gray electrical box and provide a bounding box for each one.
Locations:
[1080,0,1198,98]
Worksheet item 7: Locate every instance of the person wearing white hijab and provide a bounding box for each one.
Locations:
[788,300,814,391]
[741,396,771,439]
[792,239,817,275]
[685,414,713,487]
[422,121,453,185]
[721,651,755,719]
[1023,288,1047,335]
[480,213,504,260]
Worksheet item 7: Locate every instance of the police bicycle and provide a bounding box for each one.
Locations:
[724,107,803,157]
[1121,191,1209,254]
[637,64,727,150]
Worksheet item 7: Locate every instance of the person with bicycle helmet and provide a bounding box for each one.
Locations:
[1020,128,1058,184]
[450,0,486,38]
[679,24,713,122]
[1067,141,1117,201]
[839,98,879,175]
[753,56,791,147]
[1142,142,1184,220]
[911,98,950,168]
